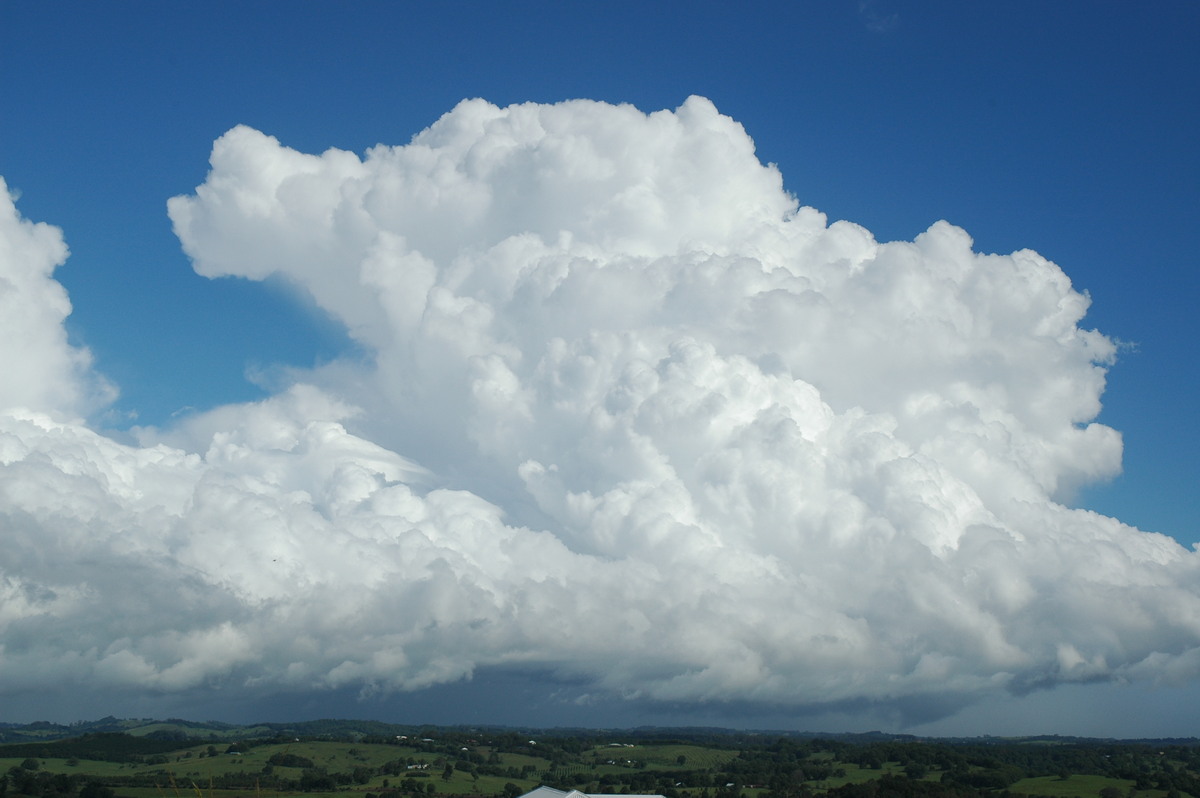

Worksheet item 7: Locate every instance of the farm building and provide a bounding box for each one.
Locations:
[520,788,665,798]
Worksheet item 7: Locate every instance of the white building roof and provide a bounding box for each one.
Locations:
[521,788,665,798]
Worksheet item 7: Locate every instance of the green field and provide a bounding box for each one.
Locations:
[1011,775,1168,798]
[1,725,1197,798]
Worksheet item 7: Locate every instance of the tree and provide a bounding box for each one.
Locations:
[905,764,928,780]
[80,782,115,798]
[300,770,338,792]
[442,764,454,782]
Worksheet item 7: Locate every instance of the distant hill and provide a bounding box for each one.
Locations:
[0,717,1195,746]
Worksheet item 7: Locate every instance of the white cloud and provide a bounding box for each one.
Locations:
[0,179,113,419]
[1,97,1198,724]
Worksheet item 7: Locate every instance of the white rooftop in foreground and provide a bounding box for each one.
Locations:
[521,788,665,798]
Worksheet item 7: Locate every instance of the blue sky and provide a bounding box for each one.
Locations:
[1,2,1198,736]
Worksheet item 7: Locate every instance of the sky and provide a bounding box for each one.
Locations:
[0,1,1198,738]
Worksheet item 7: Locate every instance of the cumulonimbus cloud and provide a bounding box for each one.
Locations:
[2,97,1197,721]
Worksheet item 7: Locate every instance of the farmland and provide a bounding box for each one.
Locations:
[0,720,1197,798]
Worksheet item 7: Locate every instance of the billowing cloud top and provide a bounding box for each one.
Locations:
[0,183,113,419]
[2,98,1198,721]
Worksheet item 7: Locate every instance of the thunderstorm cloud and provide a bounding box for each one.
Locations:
[2,97,1198,721]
